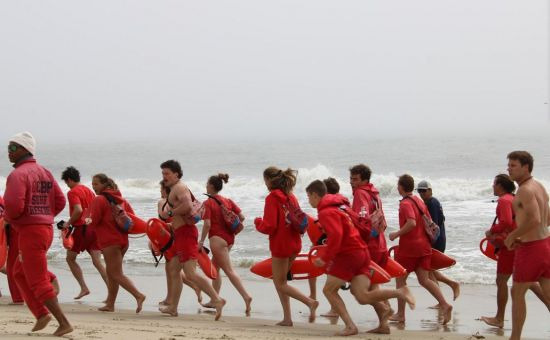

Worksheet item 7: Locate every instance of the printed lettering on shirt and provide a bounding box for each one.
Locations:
[29,180,53,215]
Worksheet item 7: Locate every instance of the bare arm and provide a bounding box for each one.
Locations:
[167,186,192,217]
[238,212,245,223]
[63,204,83,229]
[389,218,416,241]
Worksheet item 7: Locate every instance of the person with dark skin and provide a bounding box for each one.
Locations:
[4,132,73,336]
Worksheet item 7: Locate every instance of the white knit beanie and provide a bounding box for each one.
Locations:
[10,131,36,155]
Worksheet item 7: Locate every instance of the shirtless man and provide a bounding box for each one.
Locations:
[158,160,225,320]
[504,151,550,340]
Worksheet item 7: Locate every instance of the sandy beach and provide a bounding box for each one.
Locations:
[1,263,548,339]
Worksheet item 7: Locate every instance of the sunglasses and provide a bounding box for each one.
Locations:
[417,189,427,193]
[8,144,19,153]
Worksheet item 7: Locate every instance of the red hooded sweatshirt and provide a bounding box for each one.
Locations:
[255,189,302,258]
[88,189,135,250]
[4,157,66,226]
[317,194,367,263]
[351,183,387,254]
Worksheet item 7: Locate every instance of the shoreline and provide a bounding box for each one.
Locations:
[2,264,549,339]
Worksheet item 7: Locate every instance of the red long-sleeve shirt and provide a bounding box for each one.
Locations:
[255,189,302,258]
[317,194,367,263]
[489,194,516,235]
[4,158,65,226]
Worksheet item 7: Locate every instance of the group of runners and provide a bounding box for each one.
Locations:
[1,131,549,340]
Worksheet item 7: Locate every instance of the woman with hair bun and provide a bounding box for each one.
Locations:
[255,167,318,326]
[200,173,252,315]
[88,174,145,313]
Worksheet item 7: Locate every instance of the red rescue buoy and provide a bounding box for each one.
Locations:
[383,257,407,278]
[146,218,173,251]
[251,249,325,280]
[61,228,74,250]
[128,214,147,234]
[480,238,498,261]
[388,245,456,270]
[198,247,218,280]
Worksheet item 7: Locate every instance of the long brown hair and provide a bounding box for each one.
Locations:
[263,166,297,194]
[208,173,229,193]
[93,173,118,191]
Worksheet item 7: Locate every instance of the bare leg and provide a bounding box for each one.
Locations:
[390,274,409,323]
[66,250,90,299]
[43,297,73,336]
[481,274,510,328]
[101,246,145,313]
[210,237,252,316]
[323,275,358,336]
[272,257,318,324]
[528,282,550,312]
[159,257,182,316]
[183,260,225,320]
[90,250,108,285]
[433,270,460,300]
[510,282,530,340]
[159,260,173,306]
[181,270,202,304]
[416,268,452,324]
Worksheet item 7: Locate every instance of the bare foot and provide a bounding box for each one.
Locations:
[428,303,441,309]
[214,299,226,321]
[201,300,216,309]
[158,299,168,305]
[74,289,90,300]
[98,305,114,312]
[276,320,293,326]
[321,309,339,318]
[308,299,319,323]
[32,314,52,332]
[335,326,358,336]
[480,316,503,328]
[245,296,252,316]
[53,323,73,337]
[451,282,460,301]
[389,313,405,323]
[136,294,146,313]
[399,286,416,310]
[366,326,390,334]
[159,306,178,317]
[440,305,453,325]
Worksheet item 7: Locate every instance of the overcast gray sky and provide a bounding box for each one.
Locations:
[0,0,548,143]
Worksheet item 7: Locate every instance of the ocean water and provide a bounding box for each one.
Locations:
[1,133,549,285]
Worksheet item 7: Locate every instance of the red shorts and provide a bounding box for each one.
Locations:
[369,250,389,267]
[496,248,515,275]
[513,237,550,283]
[175,225,199,264]
[326,248,371,282]
[396,253,431,273]
[70,226,100,254]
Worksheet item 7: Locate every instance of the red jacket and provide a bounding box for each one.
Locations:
[255,189,302,258]
[0,195,4,218]
[88,189,134,249]
[4,158,65,226]
[352,183,387,253]
[490,194,516,235]
[317,194,367,263]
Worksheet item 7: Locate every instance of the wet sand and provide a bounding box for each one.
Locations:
[1,263,548,339]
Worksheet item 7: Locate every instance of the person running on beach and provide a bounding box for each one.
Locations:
[88,174,146,313]
[307,180,415,336]
[158,160,225,319]
[503,151,550,340]
[61,166,108,300]
[389,174,453,324]
[3,132,73,336]
[255,166,318,326]
[416,180,460,304]
[481,173,549,329]
[156,181,202,308]
[349,164,392,333]
[200,173,252,316]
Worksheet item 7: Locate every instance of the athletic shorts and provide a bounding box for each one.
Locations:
[496,248,515,275]
[370,250,389,267]
[513,237,550,283]
[326,248,371,282]
[175,225,199,264]
[395,253,431,273]
[70,226,100,254]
